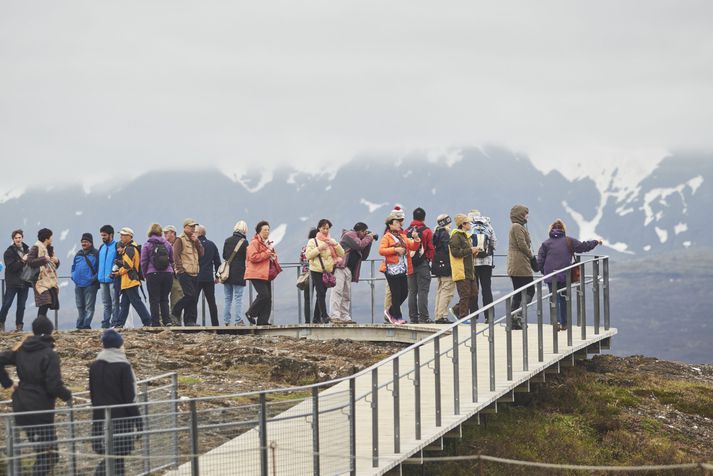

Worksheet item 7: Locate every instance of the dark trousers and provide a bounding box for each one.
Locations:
[511,276,535,315]
[310,271,329,323]
[38,305,51,317]
[247,280,272,325]
[116,286,152,327]
[198,281,219,326]
[146,272,173,326]
[0,286,29,325]
[173,274,198,326]
[407,261,431,321]
[473,265,493,312]
[302,276,313,323]
[385,274,408,319]
[456,278,478,319]
[24,425,59,476]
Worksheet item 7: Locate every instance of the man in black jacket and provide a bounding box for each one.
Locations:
[0,315,72,475]
[90,329,142,476]
[0,229,30,332]
[196,225,222,326]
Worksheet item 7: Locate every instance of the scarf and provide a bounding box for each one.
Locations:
[96,348,138,400]
[316,231,339,261]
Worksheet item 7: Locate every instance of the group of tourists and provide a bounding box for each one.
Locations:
[0,204,601,332]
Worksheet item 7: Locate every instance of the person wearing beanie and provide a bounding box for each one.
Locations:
[449,214,481,320]
[432,214,456,323]
[90,329,142,475]
[26,228,61,319]
[379,207,421,325]
[0,315,72,475]
[221,220,249,325]
[507,204,535,330]
[469,210,498,318]
[71,233,99,329]
[406,207,435,324]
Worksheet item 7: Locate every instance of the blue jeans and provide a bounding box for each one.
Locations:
[223,283,245,324]
[100,281,120,328]
[548,282,568,326]
[0,286,29,326]
[75,285,99,329]
[114,286,152,327]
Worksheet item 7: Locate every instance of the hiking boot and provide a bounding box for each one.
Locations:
[245,312,256,325]
[15,324,23,332]
[419,317,434,324]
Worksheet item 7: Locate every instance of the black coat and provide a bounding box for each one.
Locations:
[222,232,248,286]
[432,228,452,277]
[197,236,221,283]
[0,335,72,426]
[89,358,142,455]
[3,243,30,289]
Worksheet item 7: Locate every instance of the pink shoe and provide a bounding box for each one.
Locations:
[384,310,397,324]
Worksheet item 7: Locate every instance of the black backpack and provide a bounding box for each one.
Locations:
[125,243,144,280]
[406,224,429,267]
[151,242,170,271]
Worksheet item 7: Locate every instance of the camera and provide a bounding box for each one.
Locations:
[371,233,379,241]
[112,259,126,273]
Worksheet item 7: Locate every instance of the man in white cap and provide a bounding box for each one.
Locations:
[172,219,204,326]
[163,225,183,324]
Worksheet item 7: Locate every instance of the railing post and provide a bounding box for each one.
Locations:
[312,387,320,475]
[189,400,199,476]
[201,294,206,326]
[67,400,77,476]
[566,269,573,347]
[434,335,442,427]
[371,369,378,468]
[593,257,601,335]
[6,415,15,476]
[471,312,478,403]
[603,258,611,330]
[579,260,587,341]
[54,309,58,331]
[171,373,179,468]
[552,280,559,354]
[142,382,151,474]
[370,260,376,324]
[297,267,303,324]
[349,378,356,476]
[488,307,495,392]
[393,357,400,454]
[452,326,460,415]
[259,394,268,476]
[536,281,543,363]
[414,346,421,440]
[521,289,528,372]
[105,407,115,476]
[505,297,513,381]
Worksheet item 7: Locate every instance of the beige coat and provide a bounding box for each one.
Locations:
[174,234,204,276]
[507,205,534,277]
[26,241,60,308]
[305,238,345,273]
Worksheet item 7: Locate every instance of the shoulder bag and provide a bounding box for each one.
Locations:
[218,238,245,284]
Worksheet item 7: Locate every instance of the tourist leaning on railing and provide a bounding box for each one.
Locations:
[0,315,72,476]
[0,229,30,333]
[507,204,535,330]
[537,219,602,331]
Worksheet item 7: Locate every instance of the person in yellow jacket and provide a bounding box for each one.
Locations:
[304,219,345,324]
[111,233,152,328]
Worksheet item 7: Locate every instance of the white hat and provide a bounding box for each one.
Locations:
[119,227,134,237]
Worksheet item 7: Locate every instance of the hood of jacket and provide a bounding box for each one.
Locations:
[471,215,492,226]
[510,205,529,225]
[147,235,168,246]
[20,335,55,352]
[549,228,566,239]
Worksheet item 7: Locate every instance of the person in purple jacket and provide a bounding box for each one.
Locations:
[537,219,601,331]
[140,223,175,326]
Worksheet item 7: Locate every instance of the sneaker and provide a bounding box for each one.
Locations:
[396,318,407,325]
[419,317,434,324]
[510,320,523,331]
[435,317,453,324]
[234,320,245,326]
[383,310,397,324]
[245,312,256,325]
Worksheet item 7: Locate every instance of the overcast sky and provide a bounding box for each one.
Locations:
[1,0,711,194]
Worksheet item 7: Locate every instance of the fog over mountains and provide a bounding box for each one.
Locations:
[0,148,710,362]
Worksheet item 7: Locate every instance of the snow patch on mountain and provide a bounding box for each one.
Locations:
[60,229,69,241]
[641,176,701,226]
[562,200,633,254]
[75,211,83,216]
[222,168,274,193]
[654,227,668,244]
[426,148,464,167]
[270,224,287,246]
[67,244,77,258]
[360,199,388,214]
[0,187,25,204]
[674,223,688,235]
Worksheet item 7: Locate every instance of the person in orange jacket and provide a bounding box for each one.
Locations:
[379,206,421,325]
[244,221,280,325]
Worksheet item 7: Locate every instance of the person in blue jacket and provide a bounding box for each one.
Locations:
[97,225,119,329]
[71,233,99,329]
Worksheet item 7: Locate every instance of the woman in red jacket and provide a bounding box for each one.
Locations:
[244,221,279,325]
[379,207,420,324]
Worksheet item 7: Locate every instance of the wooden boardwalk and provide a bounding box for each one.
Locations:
[171,322,616,476]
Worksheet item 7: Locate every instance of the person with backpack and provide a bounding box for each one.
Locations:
[507,204,536,330]
[432,214,455,324]
[537,219,601,331]
[196,225,222,326]
[111,230,152,328]
[469,210,498,316]
[379,206,421,325]
[0,229,30,333]
[449,214,481,319]
[406,207,434,324]
[71,233,99,329]
[221,221,249,326]
[0,315,72,476]
[89,329,143,476]
[140,223,175,326]
[26,228,61,318]
[172,219,205,326]
[305,219,345,324]
[97,225,120,329]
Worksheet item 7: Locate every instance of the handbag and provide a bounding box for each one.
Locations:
[218,238,245,283]
[566,238,581,282]
[314,239,336,288]
[296,271,310,290]
[268,258,282,281]
[386,255,408,276]
[20,264,40,285]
